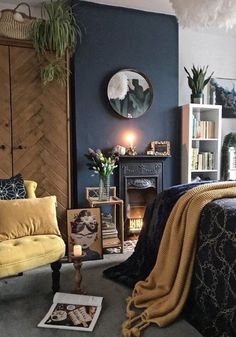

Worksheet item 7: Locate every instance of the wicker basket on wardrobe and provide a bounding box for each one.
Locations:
[0,2,35,40]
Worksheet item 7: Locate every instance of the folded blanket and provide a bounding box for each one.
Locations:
[122,181,236,337]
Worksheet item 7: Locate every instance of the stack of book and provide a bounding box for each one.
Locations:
[192,148,214,170]
[102,213,120,248]
[192,117,215,139]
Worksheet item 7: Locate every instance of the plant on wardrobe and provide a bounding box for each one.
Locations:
[32,0,81,86]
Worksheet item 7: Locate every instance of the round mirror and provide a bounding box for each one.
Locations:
[107,69,153,118]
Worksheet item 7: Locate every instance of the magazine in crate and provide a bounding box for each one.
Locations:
[38,292,103,331]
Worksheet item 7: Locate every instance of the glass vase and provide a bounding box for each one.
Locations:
[99,175,110,201]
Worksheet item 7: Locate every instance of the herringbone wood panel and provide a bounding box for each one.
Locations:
[9,46,69,238]
[0,45,12,177]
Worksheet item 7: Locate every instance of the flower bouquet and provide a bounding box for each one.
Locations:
[85,148,118,200]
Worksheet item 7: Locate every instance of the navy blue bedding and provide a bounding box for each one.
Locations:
[185,198,236,337]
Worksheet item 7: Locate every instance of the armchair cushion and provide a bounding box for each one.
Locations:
[0,235,65,278]
[0,174,26,200]
[0,196,61,241]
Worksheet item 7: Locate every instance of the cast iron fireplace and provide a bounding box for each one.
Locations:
[118,155,165,237]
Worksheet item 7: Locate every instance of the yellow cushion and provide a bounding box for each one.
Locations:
[0,196,61,241]
[0,235,65,278]
[24,180,37,198]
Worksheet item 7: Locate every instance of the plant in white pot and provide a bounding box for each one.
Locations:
[32,0,81,86]
[184,65,213,104]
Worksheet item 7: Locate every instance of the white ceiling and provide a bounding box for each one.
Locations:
[1,0,174,14]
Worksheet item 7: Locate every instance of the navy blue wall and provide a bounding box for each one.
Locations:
[73,1,179,206]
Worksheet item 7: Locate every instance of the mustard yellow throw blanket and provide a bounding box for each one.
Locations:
[122,181,236,337]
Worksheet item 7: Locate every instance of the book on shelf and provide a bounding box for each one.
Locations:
[38,292,103,332]
[192,117,215,139]
[192,151,215,171]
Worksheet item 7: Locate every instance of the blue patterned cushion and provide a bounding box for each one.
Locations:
[0,174,27,200]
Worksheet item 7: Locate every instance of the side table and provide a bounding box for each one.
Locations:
[86,187,124,253]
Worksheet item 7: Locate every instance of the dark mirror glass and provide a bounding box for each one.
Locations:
[107,69,153,118]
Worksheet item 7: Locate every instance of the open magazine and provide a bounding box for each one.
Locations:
[38,292,103,331]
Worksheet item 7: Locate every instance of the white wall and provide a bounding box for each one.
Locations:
[179,27,236,141]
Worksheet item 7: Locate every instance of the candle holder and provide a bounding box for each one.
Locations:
[70,252,86,294]
[126,146,137,156]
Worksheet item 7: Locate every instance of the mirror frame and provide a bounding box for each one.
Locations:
[107,68,153,119]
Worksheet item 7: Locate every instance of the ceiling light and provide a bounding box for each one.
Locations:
[169,0,236,30]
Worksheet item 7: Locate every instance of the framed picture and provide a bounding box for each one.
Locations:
[209,77,236,118]
[67,207,103,261]
[151,141,171,156]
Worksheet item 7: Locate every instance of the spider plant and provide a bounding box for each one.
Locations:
[32,0,81,85]
[41,60,68,86]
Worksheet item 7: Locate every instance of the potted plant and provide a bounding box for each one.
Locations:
[32,0,81,86]
[184,65,214,103]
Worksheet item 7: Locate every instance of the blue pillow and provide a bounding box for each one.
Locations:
[0,174,27,200]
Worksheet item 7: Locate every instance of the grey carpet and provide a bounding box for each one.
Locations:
[0,253,203,337]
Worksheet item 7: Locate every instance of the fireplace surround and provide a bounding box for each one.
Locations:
[118,155,167,237]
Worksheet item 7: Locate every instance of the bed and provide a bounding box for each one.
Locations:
[103,182,236,337]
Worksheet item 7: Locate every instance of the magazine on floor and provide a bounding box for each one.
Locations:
[38,292,103,331]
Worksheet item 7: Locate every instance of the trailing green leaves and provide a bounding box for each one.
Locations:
[32,0,81,86]
[41,60,68,86]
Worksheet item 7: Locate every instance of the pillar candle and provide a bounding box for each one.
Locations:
[73,244,82,256]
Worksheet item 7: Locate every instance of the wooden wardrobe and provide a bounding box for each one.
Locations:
[0,38,71,240]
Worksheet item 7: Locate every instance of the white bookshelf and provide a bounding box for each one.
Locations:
[181,104,222,183]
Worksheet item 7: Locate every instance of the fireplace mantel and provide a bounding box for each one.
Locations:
[118,155,167,237]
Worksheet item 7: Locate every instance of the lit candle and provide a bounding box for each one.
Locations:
[73,244,82,256]
[127,133,135,148]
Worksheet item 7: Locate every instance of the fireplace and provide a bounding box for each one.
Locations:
[118,156,165,237]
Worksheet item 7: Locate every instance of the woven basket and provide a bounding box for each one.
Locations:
[0,2,35,40]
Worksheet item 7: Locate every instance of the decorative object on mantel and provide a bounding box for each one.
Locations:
[209,77,236,118]
[126,147,137,156]
[169,0,236,30]
[150,141,171,157]
[0,2,35,40]
[184,65,213,103]
[112,145,126,156]
[85,148,118,201]
[107,69,153,118]
[32,0,81,86]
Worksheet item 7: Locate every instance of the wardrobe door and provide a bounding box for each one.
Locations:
[0,45,12,178]
[10,46,70,238]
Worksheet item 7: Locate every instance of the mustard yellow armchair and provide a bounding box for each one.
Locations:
[0,180,65,292]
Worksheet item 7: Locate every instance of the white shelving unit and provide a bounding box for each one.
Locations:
[181,104,222,183]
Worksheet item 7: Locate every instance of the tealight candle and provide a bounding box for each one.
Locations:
[73,244,82,256]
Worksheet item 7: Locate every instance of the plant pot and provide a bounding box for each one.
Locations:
[99,175,110,201]
[191,94,204,104]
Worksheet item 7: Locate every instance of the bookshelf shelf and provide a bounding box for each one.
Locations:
[192,138,218,141]
[181,104,222,183]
